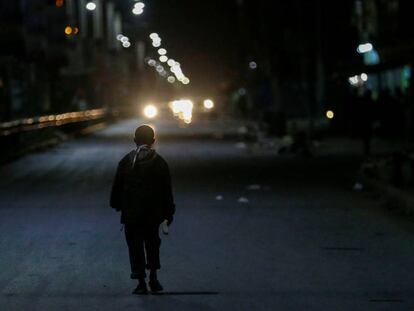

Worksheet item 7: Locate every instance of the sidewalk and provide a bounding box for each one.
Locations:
[255,132,414,214]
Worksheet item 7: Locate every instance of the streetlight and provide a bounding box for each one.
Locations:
[357,43,373,54]
[203,99,214,109]
[86,2,97,11]
[147,59,156,66]
[249,61,257,69]
[326,110,334,120]
[132,7,143,15]
[360,73,368,82]
[134,2,145,9]
[348,75,359,86]
[158,48,167,55]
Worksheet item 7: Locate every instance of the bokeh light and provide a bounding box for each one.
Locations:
[134,2,145,9]
[65,26,73,35]
[147,59,156,66]
[203,99,214,109]
[55,0,64,7]
[86,2,97,11]
[132,7,144,15]
[326,110,334,119]
[360,73,368,81]
[143,105,158,119]
[169,100,193,124]
[158,48,167,55]
[357,43,373,54]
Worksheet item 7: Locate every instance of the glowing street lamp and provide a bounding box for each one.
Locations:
[326,110,334,120]
[134,2,145,9]
[147,59,156,66]
[357,43,373,54]
[158,48,167,55]
[64,26,73,35]
[86,2,96,11]
[203,99,214,109]
[132,7,143,15]
[249,61,257,69]
[360,73,368,82]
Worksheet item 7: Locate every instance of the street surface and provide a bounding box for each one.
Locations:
[1,117,414,310]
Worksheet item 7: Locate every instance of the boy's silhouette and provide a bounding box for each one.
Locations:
[110,125,175,294]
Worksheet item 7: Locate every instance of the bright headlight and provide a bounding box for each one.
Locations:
[143,105,158,119]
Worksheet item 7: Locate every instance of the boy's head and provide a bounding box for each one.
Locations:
[134,125,155,146]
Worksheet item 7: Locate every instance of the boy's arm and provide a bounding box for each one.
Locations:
[110,162,123,211]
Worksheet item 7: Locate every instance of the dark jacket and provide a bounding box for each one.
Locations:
[110,147,175,225]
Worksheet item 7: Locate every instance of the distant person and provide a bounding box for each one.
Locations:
[110,125,175,294]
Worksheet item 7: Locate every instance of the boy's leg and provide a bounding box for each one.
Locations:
[144,224,161,272]
[124,224,146,280]
[144,224,163,292]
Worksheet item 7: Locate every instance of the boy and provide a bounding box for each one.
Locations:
[110,125,175,294]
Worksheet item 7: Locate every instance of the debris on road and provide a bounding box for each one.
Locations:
[238,197,249,203]
[235,142,247,149]
[353,182,364,191]
[247,184,261,190]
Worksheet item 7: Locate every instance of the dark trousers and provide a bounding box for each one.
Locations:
[124,223,161,279]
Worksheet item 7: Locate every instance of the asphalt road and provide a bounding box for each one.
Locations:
[1,118,414,310]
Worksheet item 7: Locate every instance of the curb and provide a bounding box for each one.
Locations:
[360,175,414,215]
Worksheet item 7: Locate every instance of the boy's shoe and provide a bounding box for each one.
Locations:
[132,282,148,295]
[149,279,164,292]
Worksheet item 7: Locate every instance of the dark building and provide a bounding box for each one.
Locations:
[349,0,413,139]
[235,0,359,135]
[0,0,130,122]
